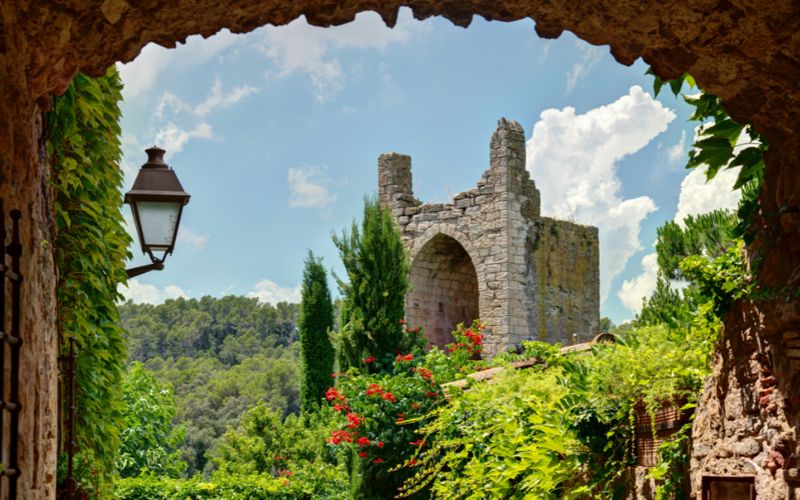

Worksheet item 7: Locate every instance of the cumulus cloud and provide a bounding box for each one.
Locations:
[617,130,747,315]
[617,253,659,314]
[288,166,337,209]
[566,41,605,92]
[177,226,209,251]
[119,280,188,304]
[154,122,214,154]
[254,10,414,101]
[526,85,675,304]
[118,30,243,99]
[247,279,301,304]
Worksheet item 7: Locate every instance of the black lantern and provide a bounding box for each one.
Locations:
[124,146,190,278]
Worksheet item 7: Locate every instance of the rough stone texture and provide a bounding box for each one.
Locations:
[2,0,800,497]
[380,119,599,355]
[690,299,800,500]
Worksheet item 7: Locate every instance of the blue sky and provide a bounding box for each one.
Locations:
[117,9,741,324]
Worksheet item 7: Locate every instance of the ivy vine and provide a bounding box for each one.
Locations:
[47,67,131,493]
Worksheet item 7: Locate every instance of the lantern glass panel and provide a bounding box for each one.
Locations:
[137,201,181,249]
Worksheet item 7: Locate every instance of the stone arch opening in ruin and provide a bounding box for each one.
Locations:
[407,233,480,349]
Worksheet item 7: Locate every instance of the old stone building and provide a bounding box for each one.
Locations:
[379,119,599,356]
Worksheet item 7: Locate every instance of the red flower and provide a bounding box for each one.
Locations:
[358,451,368,458]
[373,458,384,464]
[409,439,426,447]
[274,455,284,461]
[366,383,383,396]
[411,402,421,410]
[415,367,432,380]
[426,391,439,398]
[356,436,371,447]
[346,412,364,429]
[396,353,414,362]
[382,392,396,403]
[326,387,345,402]
[408,458,418,467]
[363,355,376,364]
[377,441,384,448]
[399,319,406,325]
[333,402,349,412]
[327,429,353,445]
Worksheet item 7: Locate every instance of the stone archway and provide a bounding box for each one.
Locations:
[407,233,480,349]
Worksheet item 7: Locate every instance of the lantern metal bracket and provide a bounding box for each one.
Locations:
[125,250,167,279]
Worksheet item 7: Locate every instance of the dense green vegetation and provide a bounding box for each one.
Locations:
[119,296,300,476]
[48,68,131,494]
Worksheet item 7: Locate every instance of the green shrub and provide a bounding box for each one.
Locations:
[115,468,347,499]
[401,368,582,499]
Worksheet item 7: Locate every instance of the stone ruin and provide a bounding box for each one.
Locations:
[378,118,600,356]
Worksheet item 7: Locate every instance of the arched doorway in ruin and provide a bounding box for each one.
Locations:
[406,233,480,349]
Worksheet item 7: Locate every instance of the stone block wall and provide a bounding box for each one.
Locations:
[379,118,600,356]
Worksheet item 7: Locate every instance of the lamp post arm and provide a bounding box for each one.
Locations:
[125,261,164,278]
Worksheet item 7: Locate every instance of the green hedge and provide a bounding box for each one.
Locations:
[115,469,347,499]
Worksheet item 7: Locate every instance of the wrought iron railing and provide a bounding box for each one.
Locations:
[0,200,23,499]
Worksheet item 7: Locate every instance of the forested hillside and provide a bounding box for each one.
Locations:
[119,296,301,475]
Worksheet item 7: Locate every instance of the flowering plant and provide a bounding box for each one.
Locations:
[323,336,443,496]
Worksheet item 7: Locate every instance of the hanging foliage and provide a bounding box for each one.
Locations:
[47,67,131,491]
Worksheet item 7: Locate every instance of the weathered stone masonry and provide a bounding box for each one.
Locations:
[379,119,599,356]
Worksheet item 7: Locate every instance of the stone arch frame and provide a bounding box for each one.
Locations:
[407,225,485,348]
[1,2,800,497]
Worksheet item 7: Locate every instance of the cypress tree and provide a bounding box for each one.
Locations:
[333,196,410,372]
[298,251,335,413]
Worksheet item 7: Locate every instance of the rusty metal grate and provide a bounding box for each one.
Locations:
[634,399,690,467]
[701,475,756,499]
[0,200,23,499]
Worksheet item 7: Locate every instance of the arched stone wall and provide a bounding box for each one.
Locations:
[408,232,481,348]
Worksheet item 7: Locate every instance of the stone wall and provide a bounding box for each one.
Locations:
[379,119,600,355]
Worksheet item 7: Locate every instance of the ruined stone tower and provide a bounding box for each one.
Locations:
[379,118,600,356]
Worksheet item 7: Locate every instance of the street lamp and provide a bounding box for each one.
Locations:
[124,146,190,278]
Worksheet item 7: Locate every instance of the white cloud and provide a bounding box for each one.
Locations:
[667,130,687,162]
[288,166,337,209]
[119,280,188,304]
[674,167,741,227]
[194,78,259,117]
[566,41,605,91]
[154,122,214,154]
[118,29,243,99]
[673,127,748,226]
[526,85,676,304]
[247,279,301,304]
[177,226,209,251]
[617,129,749,315]
[617,253,659,314]
[254,10,413,101]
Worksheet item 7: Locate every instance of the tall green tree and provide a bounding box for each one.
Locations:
[299,252,335,412]
[333,197,409,371]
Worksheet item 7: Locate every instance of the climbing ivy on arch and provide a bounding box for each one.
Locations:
[47,67,131,493]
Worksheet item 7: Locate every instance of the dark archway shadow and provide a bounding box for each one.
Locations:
[407,233,479,349]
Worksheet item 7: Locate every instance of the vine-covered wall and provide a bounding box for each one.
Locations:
[47,67,131,493]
